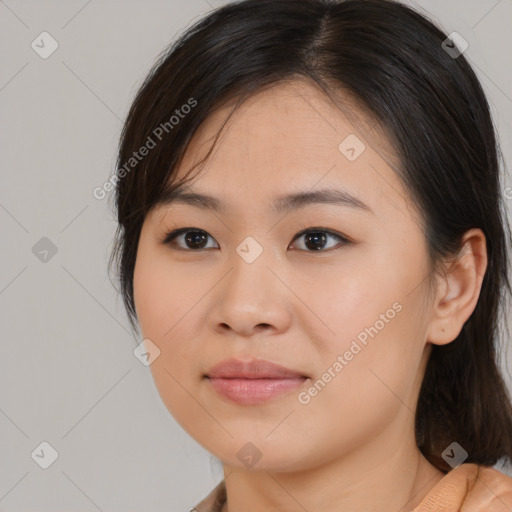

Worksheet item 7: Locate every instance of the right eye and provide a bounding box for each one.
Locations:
[159,228,219,250]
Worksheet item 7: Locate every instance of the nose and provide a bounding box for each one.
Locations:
[209,248,292,337]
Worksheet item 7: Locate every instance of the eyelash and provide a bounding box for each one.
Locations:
[158,225,352,252]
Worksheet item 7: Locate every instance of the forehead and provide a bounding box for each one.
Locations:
[162,79,411,220]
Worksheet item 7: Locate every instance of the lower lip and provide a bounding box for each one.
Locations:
[206,377,307,405]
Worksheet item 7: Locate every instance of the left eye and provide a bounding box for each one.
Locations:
[159,227,350,252]
[290,228,350,251]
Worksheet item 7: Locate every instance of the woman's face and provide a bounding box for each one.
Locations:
[133,80,436,472]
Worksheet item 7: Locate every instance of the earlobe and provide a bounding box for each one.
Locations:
[426,228,488,346]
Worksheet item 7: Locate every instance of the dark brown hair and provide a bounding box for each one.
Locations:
[108,0,512,473]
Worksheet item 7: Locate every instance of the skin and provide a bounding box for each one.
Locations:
[132,78,498,511]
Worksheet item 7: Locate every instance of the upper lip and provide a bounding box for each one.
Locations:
[205,358,308,379]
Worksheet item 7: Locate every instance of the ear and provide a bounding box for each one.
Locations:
[426,228,488,346]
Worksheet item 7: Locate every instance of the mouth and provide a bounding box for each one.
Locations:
[204,358,309,405]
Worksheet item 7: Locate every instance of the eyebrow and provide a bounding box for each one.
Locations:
[155,184,373,216]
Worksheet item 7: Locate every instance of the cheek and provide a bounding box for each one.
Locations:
[133,249,213,432]
[288,255,402,356]
[306,235,428,357]
[294,251,426,407]
[133,239,200,340]
[133,242,214,378]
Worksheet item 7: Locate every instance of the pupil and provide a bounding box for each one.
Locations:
[186,231,207,248]
[305,232,326,250]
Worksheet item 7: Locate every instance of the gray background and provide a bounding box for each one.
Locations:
[0,0,511,510]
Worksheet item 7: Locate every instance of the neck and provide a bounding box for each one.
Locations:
[221,421,444,512]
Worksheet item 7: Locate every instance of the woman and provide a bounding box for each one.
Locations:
[109,0,512,510]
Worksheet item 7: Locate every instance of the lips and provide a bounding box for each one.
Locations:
[205,358,308,379]
[205,358,309,405]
